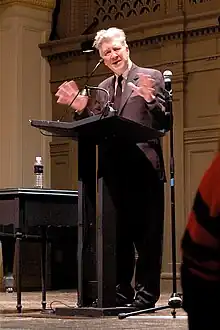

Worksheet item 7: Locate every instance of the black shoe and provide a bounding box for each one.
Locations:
[131,291,156,310]
[131,298,155,310]
[116,284,134,307]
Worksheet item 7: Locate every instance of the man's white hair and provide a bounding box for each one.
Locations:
[93,27,128,52]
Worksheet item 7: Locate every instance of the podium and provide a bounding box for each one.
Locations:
[31,113,164,316]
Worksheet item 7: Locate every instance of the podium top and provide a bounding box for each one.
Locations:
[30,114,164,144]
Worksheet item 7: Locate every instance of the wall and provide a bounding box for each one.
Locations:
[0,0,54,290]
[0,0,54,188]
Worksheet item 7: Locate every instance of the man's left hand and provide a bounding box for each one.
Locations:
[128,73,156,103]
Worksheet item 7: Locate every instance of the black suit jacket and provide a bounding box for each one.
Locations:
[76,64,170,180]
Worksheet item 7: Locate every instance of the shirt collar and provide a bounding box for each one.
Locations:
[115,59,133,81]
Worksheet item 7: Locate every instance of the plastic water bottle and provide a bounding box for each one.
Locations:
[34,156,43,188]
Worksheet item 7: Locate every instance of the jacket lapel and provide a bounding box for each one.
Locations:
[118,64,139,115]
[107,76,115,104]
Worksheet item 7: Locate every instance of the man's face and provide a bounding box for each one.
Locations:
[100,38,130,75]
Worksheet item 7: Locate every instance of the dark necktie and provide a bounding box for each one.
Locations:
[113,75,123,110]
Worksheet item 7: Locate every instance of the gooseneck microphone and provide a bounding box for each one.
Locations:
[82,85,109,99]
[57,58,104,122]
[84,85,115,117]
[80,58,104,96]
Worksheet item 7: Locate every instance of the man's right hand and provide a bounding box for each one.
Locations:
[55,80,88,112]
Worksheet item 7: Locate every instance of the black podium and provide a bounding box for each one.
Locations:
[31,113,163,316]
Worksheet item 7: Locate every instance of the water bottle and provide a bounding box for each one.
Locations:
[34,156,43,188]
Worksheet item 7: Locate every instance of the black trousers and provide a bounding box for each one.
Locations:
[100,143,165,302]
[181,264,220,330]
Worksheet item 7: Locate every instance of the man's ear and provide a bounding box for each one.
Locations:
[126,46,130,56]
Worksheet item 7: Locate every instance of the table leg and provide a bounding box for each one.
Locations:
[41,226,47,310]
[15,231,22,313]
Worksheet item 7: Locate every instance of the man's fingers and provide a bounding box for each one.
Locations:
[68,80,79,91]
[60,81,75,95]
[148,88,155,93]
[55,89,71,98]
[137,73,153,79]
[55,89,62,97]
[128,82,138,91]
[139,74,155,87]
[74,96,89,110]
[57,80,79,95]
[58,81,68,89]
[57,96,71,104]
[56,85,79,98]
[128,82,155,93]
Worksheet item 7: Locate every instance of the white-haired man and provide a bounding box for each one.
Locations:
[56,27,170,309]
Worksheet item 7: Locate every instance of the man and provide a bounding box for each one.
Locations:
[56,27,170,309]
[181,151,220,329]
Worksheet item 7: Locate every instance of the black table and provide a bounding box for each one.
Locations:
[0,188,78,312]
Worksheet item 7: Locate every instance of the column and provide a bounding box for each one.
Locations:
[0,0,54,188]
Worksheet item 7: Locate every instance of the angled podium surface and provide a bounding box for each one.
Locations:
[30,114,163,142]
[31,114,164,317]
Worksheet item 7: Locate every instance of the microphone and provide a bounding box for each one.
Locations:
[163,70,175,186]
[83,85,115,116]
[163,70,173,131]
[163,70,172,94]
[83,85,110,99]
[80,58,104,96]
[89,58,104,76]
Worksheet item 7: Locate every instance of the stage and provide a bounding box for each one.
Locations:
[0,290,187,329]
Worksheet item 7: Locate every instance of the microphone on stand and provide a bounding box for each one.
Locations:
[80,58,104,96]
[78,58,116,117]
[81,85,115,118]
[57,58,104,122]
[163,70,173,131]
[163,70,173,95]
[82,85,109,98]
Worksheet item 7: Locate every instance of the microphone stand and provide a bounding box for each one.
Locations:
[118,70,182,320]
